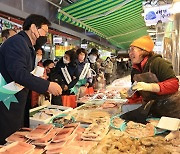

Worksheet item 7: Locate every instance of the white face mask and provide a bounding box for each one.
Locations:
[63,57,70,64]
[35,56,42,67]
[89,55,97,63]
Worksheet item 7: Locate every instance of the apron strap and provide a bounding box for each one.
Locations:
[79,63,90,80]
[61,66,72,84]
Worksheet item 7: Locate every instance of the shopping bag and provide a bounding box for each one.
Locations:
[38,94,51,106]
[61,95,77,108]
[31,91,39,108]
[85,87,94,95]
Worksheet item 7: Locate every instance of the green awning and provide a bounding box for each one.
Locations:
[57,0,148,49]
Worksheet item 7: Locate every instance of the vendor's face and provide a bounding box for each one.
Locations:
[78,52,85,62]
[129,46,144,64]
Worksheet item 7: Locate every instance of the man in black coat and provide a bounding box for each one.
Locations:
[0,14,62,144]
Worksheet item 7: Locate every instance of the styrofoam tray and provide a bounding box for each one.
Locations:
[30,105,73,128]
[157,116,180,131]
[91,93,107,100]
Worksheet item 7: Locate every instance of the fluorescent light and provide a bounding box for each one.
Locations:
[149,32,156,35]
[147,29,156,33]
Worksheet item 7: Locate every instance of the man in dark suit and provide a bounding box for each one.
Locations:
[0,14,62,144]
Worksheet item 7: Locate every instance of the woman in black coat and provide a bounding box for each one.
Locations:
[50,49,78,105]
[55,49,78,95]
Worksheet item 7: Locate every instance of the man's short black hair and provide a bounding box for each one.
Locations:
[23,14,51,30]
[43,59,54,67]
[1,29,16,39]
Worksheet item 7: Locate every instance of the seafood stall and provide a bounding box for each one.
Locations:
[0,76,179,154]
[0,112,179,153]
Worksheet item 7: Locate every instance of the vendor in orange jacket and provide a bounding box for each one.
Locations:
[127,35,179,104]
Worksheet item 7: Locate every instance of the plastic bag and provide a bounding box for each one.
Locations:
[38,94,51,106]
[61,95,77,108]
[120,101,154,123]
[85,87,94,95]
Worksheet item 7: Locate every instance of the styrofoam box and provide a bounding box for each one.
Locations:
[30,105,73,128]
[157,116,180,131]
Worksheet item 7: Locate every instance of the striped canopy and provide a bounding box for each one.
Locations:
[57,0,148,49]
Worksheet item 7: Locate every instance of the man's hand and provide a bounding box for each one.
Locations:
[132,82,160,92]
[48,82,62,96]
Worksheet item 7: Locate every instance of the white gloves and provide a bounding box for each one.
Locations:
[132,82,160,93]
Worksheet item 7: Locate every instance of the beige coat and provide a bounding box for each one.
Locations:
[105,61,113,74]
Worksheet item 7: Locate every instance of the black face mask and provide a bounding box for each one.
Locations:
[34,36,47,50]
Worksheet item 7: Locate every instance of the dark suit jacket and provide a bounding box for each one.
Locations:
[0,31,49,144]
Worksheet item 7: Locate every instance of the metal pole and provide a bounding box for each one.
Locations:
[21,0,24,11]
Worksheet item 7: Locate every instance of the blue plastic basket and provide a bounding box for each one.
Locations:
[110,113,123,130]
[146,118,167,134]
[110,115,167,135]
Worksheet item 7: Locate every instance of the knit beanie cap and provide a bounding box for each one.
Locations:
[130,35,154,52]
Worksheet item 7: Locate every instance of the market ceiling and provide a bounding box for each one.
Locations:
[57,0,148,50]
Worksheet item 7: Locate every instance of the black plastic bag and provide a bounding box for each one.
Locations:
[120,101,154,124]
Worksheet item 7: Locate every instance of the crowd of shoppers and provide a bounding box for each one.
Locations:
[31,49,131,106]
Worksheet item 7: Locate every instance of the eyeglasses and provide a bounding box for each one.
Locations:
[38,27,48,36]
[128,46,142,53]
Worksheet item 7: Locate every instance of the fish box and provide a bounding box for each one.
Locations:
[30,105,73,128]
